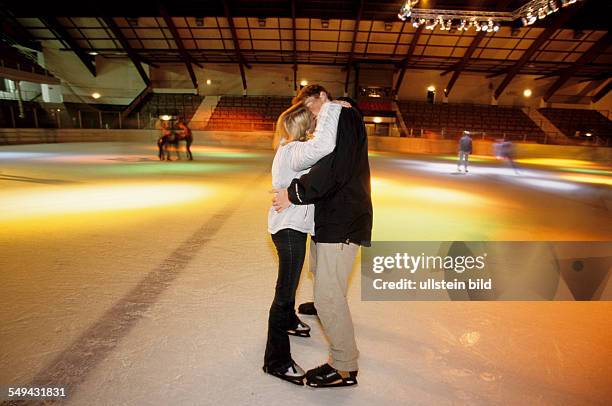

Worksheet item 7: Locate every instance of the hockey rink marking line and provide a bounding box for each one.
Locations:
[1,171,268,406]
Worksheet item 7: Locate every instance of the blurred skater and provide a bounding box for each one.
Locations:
[495,139,520,174]
[157,121,177,161]
[176,121,193,160]
[457,130,472,173]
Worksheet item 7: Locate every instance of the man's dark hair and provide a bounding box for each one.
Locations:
[292,84,331,105]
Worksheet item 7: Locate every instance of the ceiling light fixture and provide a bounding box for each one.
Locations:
[399,0,583,30]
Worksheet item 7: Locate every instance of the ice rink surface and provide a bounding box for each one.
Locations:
[1,142,611,405]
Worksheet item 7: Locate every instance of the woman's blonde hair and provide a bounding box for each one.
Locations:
[273,103,314,149]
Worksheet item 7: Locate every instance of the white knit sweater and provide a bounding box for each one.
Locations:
[268,102,342,235]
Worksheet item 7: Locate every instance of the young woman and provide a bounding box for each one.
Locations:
[264,98,343,385]
[157,120,176,161]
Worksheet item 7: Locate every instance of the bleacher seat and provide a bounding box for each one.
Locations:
[539,108,612,143]
[130,93,204,125]
[357,99,395,118]
[397,101,546,142]
[205,96,292,132]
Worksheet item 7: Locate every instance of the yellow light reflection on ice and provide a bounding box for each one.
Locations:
[516,158,600,168]
[371,177,487,206]
[369,176,503,240]
[559,174,612,187]
[1,183,212,221]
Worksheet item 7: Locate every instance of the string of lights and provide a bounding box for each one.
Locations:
[397,0,583,31]
[513,0,581,27]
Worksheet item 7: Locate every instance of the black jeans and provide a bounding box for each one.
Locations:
[264,228,307,370]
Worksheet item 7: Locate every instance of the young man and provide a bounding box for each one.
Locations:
[458,130,473,173]
[273,85,373,388]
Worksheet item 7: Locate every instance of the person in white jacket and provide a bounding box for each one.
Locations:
[263,96,344,385]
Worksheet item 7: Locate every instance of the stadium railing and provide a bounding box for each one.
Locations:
[0,98,610,147]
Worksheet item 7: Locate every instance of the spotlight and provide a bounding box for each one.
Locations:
[549,0,560,12]
[373,117,382,124]
[258,17,266,27]
[397,2,412,21]
[585,132,592,137]
[427,85,436,92]
[538,7,546,19]
[161,115,171,121]
[524,8,537,25]
[88,51,99,56]
[91,92,101,99]
[425,19,437,30]
[206,79,212,85]
[300,80,308,86]
[523,88,532,98]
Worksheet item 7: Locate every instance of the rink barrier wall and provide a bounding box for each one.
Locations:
[0,128,157,144]
[1,128,611,161]
[367,136,612,161]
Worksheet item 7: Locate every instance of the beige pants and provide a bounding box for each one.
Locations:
[309,241,360,371]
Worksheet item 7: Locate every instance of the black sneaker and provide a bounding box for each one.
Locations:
[263,361,305,386]
[298,302,318,316]
[305,363,358,388]
[287,318,311,337]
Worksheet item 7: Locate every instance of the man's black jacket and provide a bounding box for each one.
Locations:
[287,106,372,246]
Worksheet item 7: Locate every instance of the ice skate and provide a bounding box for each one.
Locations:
[305,363,358,388]
[287,318,311,337]
[263,361,305,386]
[297,301,318,316]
